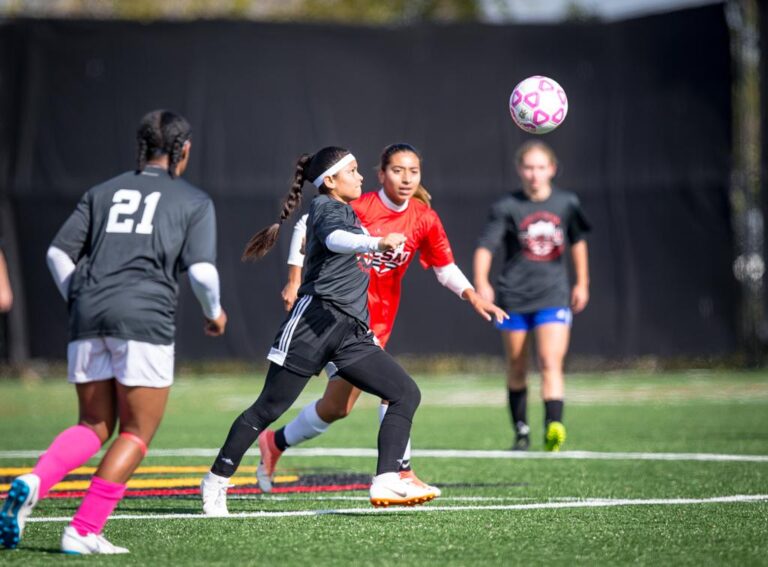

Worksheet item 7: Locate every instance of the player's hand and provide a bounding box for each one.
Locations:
[281,281,300,311]
[571,284,589,314]
[204,309,227,336]
[378,233,406,251]
[474,281,495,303]
[463,288,508,324]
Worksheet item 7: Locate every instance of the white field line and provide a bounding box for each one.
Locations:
[2,448,768,463]
[27,494,768,524]
[229,495,577,502]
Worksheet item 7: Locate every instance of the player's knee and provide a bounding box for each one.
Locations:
[79,419,114,444]
[241,403,279,430]
[391,379,421,416]
[538,355,563,374]
[322,402,352,422]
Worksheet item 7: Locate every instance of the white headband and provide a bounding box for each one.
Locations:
[312,153,356,188]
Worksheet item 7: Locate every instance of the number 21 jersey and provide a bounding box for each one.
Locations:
[51,165,216,345]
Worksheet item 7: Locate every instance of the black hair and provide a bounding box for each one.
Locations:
[135,110,192,179]
[378,142,431,208]
[242,146,351,261]
[378,142,422,170]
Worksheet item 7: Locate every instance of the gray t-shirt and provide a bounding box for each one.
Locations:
[298,195,370,325]
[477,188,590,313]
[51,165,216,344]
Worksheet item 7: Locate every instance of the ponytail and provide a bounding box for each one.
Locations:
[242,154,312,261]
[241,146,351,262]
[412,185,432,208]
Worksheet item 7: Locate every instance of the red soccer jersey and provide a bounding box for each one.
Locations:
[352,190,455,348]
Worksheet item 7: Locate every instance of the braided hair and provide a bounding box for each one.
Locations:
[242,146,350,261]
[379,142,431,208]
[135,110,192,179]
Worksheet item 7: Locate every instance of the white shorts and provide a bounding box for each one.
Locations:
[67,338,175,388]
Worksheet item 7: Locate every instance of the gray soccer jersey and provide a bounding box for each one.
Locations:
[51,165,216,344]
[477,188,590,313]
[298,195,370,325]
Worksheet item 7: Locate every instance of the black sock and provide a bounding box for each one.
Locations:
[508,387,528,433]
[274,427,289,451]
[544,400,564,425]
[211,413,261,477]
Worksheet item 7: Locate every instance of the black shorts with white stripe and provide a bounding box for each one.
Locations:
[267,295,380,377]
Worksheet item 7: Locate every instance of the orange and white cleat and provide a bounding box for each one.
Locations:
[369,472,438,508]
[400,469,442,499]
[256,429,284,493]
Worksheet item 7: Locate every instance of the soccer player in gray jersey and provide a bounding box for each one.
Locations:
[0,110,227,555]
[201,146,437,516]
[473,140,591,452]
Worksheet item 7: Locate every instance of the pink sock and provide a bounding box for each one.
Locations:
[70,476,126,536]
[32,425,102,496]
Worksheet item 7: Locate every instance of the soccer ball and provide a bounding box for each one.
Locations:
[509,76,568,134]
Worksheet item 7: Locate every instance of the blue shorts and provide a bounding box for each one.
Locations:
[495,307,572,332]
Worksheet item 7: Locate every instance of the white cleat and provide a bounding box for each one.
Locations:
[369,472,438,508]
[61,526,129,555]
[200,471,230,516]
[400,470,442,499]
[1,473,40,549]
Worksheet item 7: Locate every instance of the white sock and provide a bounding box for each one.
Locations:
[401,438,412,468]
[380,402,412,469]
[284,401,330,447]
[378,402,388,423]
[205,471,230,483]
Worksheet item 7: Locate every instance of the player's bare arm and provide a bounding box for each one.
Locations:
[282,264,303,312]
[472,247,495,303]
[570,240,590,313]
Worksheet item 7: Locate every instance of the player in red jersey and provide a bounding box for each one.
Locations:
[256,143,506,494]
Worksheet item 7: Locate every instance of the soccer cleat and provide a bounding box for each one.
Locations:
[511,435,530,451]
[512,421,531,451]
[1,473,40,549]
[61,526,129,555]
[369,472,437,508]
[399,469,442,499]
[545,421,567,452]
[200,472,230,516]
[256,429,284,493]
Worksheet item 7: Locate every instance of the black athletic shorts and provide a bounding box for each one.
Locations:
[266,295,380,377]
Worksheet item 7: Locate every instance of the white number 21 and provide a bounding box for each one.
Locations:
[106,190,161,235]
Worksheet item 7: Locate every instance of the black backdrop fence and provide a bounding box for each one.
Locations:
[0,4,737,361]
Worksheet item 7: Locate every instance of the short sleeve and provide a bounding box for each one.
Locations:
[313,201,358,244]
[566,195,591,244]
[419,212,455,269]
[476,198,508,253]
[179,198,217,270]
[51,191,92,262]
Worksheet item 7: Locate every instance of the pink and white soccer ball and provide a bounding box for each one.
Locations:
[509,76,568,134]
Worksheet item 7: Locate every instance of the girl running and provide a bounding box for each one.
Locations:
[0,110,227,554]
[255,143,507,494]
[200,146,439,516]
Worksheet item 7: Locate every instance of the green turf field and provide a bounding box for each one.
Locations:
[1,370,767,565]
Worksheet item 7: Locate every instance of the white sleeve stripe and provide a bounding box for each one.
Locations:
[46,246,76,301]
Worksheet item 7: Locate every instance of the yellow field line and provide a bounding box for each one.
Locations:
[0,474,298,492]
